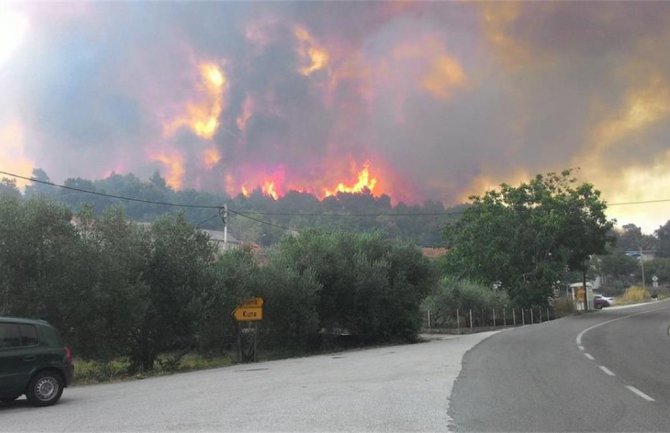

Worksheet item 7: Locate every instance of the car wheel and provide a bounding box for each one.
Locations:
[595,304,603,310]
[26,371,64,407]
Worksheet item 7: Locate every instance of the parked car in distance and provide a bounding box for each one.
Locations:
[593,294,615,309]
[0,317,74,406]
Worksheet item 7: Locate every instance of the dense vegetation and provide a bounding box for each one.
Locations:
[0,180,436,371]
[24,168,452,247]
[442,171,616,307]
[2,168,669,376]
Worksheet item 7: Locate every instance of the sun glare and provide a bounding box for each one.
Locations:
[0,6,28,66]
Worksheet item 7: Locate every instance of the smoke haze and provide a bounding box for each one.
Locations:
[2,2,670,231]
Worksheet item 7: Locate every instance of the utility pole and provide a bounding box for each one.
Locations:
[640,244,646,289]
[219,204,229,251]
[582,269,588,312]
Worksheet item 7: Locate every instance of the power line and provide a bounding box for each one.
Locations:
[0,170,298,232]
[228,208,297,232]
[0,170,223,210]
[254,210,464,217]
[608,199,670,206]
[3,169,670,221]
[194,214,220,228]
[0,169,463,218]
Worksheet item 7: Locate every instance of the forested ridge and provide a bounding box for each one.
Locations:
[22,168,455,247]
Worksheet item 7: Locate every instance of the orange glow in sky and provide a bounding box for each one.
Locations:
[294,26,330,76]
[151,152,185,189]
[165,62,226,140]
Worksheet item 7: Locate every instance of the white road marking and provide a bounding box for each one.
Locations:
[575,304,668,346]
[574,303,667,405]
[599,366,615,376]
[626,385,655,402]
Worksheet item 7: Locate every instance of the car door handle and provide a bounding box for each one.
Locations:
[22,356,36,362]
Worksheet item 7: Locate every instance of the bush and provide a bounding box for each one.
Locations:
[427,277,510,327]
[74,358,131,384]
[552,297,574,317]
[618,286,650,304]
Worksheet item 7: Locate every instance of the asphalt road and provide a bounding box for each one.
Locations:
[449,300,670,432]
[1,332,495,432]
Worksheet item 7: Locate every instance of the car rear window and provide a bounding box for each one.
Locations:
[19,324,39,346]
[0,323,21,348]
[0,323,41,348]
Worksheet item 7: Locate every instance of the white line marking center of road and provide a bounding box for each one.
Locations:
[575,305,668,346]
[599,366,615,376]
[575,304,668,403]
[626,385,655,402]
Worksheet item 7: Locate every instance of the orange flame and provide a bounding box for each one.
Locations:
[225,161,407,203]
[165,62,226,139]
[263,180,279,200]
[324,164,378,197]
[151,152,185,189]
[202,147,221,169]
[294,26,329,76]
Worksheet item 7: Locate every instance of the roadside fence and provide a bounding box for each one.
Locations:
[423,306,558,334]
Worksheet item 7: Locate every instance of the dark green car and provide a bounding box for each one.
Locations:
[0,317,74,406]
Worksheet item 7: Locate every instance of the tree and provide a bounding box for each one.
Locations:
[128,213,216,371]
[615,223,656,252]
[274,230,436,343]
[594,247,639,292]
[198,247,260,354]
[24,168,52,198]
[643,259,670,287]
[655,220,670,258]
[443,170,615,307]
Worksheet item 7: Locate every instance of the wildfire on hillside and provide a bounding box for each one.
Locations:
[235,161,387,201]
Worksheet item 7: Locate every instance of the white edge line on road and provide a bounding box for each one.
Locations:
[599,366,615,376]
[578,345,584,351]
[584,353,594,360]
[575,304,669,346]
[626,385,655,402]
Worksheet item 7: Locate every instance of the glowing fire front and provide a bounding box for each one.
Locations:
[323,165,377,197]
[236,163,382,201]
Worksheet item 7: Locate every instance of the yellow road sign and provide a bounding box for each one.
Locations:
[240,297,264,308]
[233,307,263,321]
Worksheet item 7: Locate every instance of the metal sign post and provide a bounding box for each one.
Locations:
[232,297,264,363]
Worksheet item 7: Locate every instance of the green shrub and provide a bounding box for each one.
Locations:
[427,277,510,327]
[74,358,131,384]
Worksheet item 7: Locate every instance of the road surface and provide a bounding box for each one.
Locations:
[2,332,495,432]
[449,300,670,432]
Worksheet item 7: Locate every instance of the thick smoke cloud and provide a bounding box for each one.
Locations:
[2,2,670,230]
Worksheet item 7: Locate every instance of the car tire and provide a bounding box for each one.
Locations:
[26,371,64,407]
[595,304,603,310]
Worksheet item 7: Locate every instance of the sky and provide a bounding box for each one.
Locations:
[1,1,669,233]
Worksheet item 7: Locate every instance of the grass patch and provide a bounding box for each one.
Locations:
[553,298,575,317]
[615,285,651,305]
[75,358,131,384]
[74,353,234,385]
